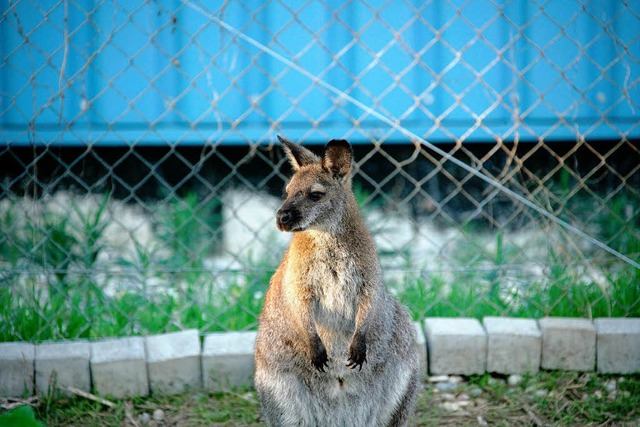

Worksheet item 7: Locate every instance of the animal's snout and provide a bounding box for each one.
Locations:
[276,207,299,231]
[278,209,293,226]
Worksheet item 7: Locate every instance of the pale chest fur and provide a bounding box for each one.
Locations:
[309,248,360,326]
[285,237,362,351]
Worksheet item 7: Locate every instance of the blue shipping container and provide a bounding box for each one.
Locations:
[1,0,639,146]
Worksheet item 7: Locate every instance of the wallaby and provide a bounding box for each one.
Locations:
[254,136,421,427]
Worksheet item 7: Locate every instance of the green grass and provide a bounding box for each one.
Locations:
[396,200,640,320]
[1,191,639,426]
[0,272,269,342]
[0,405,45,427]
[415,372,640,426]
[0,191,638,343]
[397,267,640,321]
[29,390,263,426]
[3,373,636,426]
[154,191,222,278]
[494,372,638,426]
[0,192,268,342]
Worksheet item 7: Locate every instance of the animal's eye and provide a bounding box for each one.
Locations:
[308,191,324,201]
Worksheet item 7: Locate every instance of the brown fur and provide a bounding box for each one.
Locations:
[254,136,421,427]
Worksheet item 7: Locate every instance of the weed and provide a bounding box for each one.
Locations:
[71,193,110,269]
[0,205,21,266]
[20,373,640,426]
[27,213,79,286]
[0,405,45,427]
[155,191,221,271]
[1,189,638,343]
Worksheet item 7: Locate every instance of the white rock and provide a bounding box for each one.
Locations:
[428,375,450,383]
[152,409,165,421]
[534,389,549,398]
[139,413,150,424]
[470,387,483,397]
[441,401,462,411]
[508,374,523,386]
[221,190,287,262]
[435,382,458,392]
[449,375,464,384]
[604,379,617,392]
[441,392,456,401]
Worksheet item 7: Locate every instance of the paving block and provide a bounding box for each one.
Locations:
[0,342,35,397]
[146,329,202,394]
[35,341,91,396]
[202,331,256,391]
[423,318,486,375]
[91,337,148,398]
[483,317,541,374]
[539,317,595,371]
[414,322,428,377]
[594,318,640,374]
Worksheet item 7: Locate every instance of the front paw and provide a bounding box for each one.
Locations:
[347,333,367,371]
[311,337,329,372]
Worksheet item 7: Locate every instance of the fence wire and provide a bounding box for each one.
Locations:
[1,0,639,342]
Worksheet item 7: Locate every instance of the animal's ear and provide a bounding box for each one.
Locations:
[321,139,352,179]
[278,135,320,171]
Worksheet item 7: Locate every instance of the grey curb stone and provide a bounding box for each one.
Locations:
[202,331,256,391]
[424,318,486,375]
[0,342,35,397]
[595,318,640,374]
[146,329,202,394]
[539,317,596,371]
[483,317,541,374]
[35,340,91,396]
[91,337,148,398]
[2,317,638,399]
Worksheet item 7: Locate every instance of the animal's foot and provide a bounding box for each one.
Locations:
[347,333,367,371]
[311,337,329,372]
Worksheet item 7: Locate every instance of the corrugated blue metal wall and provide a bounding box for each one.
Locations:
[1,0,639,146]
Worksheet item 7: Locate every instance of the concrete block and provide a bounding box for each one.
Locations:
[539,317,595,371]
[595,318,640,374]
[414,322,428,376]
[424,318,486,375]
[35,341,90,396]
[483,317,541,374]
[146,329,202,394]
[91,337,148,398]
[0,342,35,397]
[202,331,256,391]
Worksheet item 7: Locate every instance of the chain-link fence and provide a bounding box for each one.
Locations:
[1,0,639,342]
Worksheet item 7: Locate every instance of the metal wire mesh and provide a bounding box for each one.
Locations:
[1,0,639,342]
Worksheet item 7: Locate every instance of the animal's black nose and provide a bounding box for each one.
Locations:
[278,209,293,225]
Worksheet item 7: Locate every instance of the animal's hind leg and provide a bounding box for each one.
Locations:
[386,367,421,427]
[256,373,314,427]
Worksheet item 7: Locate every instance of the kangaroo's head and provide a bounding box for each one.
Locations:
[276,135,354,233]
